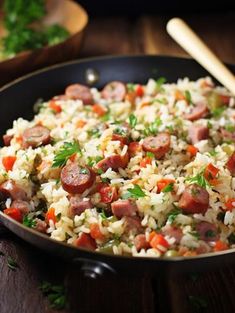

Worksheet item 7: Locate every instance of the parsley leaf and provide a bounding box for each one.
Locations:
[7,257,18,271]
[122,184,146,199]
[156,77,166,92]
[185,170,210,188]
[23,215,36,228]
[52,141,81,168]
[162,182,174,193]
[146,152,155,158]
[129,114,137,128]
[167,207,182,224]
[211,106,226,118]
[100,209,108,220]
[127,83,135,92]
[144,118,162,136]
[185,90,192,104]
[40,281,66,310]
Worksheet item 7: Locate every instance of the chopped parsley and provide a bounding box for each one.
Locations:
[211,106,226,118]
[100,209,108,220]
[52,141,82,168]
[144,118,162,136]
[88,128,101,138]
[7,257,18,271]
[23,215,36,228]
[127,83,135,92]
[167,207,182,224]
[122,184,146,199]
[79,168,89,175]
[155,77,166,92]
[185,90,192,104]
[162,182,174,193]
[129,114,137,128]
[40,281,66,310]
[186,170,210,188]
[146,151,155,158]
[87,156,103,167]
[97,169,104,175]
[225,124,235,133]
[113,127,126,136]
[208,149,218,157]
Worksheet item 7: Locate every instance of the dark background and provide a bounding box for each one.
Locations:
[76,0,235,16]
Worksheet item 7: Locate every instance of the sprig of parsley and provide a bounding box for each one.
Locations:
[122,184,146,199]
[40,281,66,310]
[52,141,82,168]
[185,170,210,188]
[129,114,137,128]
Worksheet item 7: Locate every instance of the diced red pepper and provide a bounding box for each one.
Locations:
[99,186,118,203]
[90,223,105,241]
[204,163,219,181]
[149,232,169,252]
[45,208,56,224]
[214,240,228,252]
[187,145,198,157]
[225,198,235,211]
[4,208,22,222]
[219,94,230,105]
[49,100,62,113]
[76,233,97,250]
[2,156,17,171]
[157,178,175,193]
[140,157,152,168]
[92,104,106,116]
[136,85,144,97]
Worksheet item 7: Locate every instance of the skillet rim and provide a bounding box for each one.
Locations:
[0,54,235,265]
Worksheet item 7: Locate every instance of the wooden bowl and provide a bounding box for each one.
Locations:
[0,0,88,86]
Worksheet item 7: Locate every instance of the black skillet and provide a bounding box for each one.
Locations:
[0,55,235,278]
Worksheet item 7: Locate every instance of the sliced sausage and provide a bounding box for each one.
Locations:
[22,126,50,148]
[69,196,92,216]
[195,221,219,242]
[161,224,183,244]
[34,218,47,233]
[61,163,96,194]
[96,152,129,172]
[0,180,27,201]
[184,102,208,121]
[220,128,235,142]
[3,134,13,146]
[188,124,209,144]
[143,133,171,159]
[75,232,97,250]
[196,241,211,254]
[226,152,235,176]
[101,81,126,101]
[11,200,30,215]
[111,199,137,218]
[178,184,209,214]
[123,216,143,234]
[65,84,93,105]
[134,234,150,251]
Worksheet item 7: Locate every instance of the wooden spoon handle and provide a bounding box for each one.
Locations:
[166,18,235,95]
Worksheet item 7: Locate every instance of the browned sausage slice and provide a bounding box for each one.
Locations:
[0,180,27,200]
[65,84,93,105]
[184,102,208,121]
[111,199,137,218]
[188,124,209,144]
[226,152,235,176]
[69,196,93,216]
[75,232,97,250]
[123,216,143,234]
[178,184,209,214]
[22,126,50,148]
[96,152,129,172]
[143,133,171,159]
[195,221,219,242]
[134,234,150,251]
[221,128,235,142]
[3,134,13,146]
[11,200,30,215]
[101,81,126,101]
[34,218,47,233]
[61,163,96,194]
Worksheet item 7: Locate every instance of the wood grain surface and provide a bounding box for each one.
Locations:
[1,13,235,313]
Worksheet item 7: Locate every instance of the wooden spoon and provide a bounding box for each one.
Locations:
[166,18,235,95]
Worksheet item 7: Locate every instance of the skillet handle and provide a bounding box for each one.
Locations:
[72,257,117,279]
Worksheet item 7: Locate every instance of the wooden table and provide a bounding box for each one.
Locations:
[1,13,235,313]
